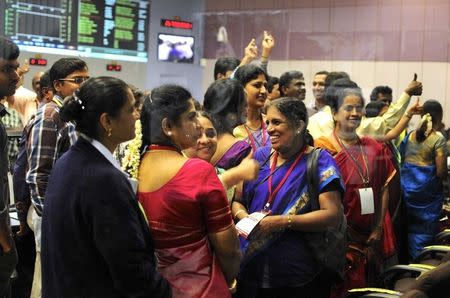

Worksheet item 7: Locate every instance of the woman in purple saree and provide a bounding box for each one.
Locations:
[232,98,345,298]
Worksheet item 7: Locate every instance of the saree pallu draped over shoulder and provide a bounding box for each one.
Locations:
[237,146,344,296]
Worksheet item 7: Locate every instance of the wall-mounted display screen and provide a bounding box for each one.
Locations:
[0,0,150,62]
[157,33,194,63]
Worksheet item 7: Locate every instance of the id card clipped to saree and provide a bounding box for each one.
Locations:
[359,187,374,215]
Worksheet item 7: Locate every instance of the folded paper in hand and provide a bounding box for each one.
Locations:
[235,212,268,239]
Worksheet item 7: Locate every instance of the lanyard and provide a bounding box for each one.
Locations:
[265,147,306,211]
[333,130,370,186]
[244,119,267,151]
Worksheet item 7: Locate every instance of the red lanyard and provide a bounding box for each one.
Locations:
[265,147,306,211]
[333,130,370,186]
[244,119,267,151]
[147,144,181,153]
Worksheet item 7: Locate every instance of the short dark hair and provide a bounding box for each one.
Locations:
[60,77,130,139]
[365,101,387,118]
[214,57,240,80]
[315,70,329,76]
[370,85,392,102]
[49,58,88,88]
[324,71,350,89]
[39,71,52,90]
[0,37,19,60]
[234,64,268,87]
[326,78,359,112]
[128,84,146,109]
[203,79,246,135]
[279,71,304,95]
[140,84,192,147]
[267,76,280,93]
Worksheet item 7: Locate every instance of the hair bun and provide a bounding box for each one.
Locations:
[60,95,84,122]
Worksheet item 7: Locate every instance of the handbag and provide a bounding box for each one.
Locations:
[303,148,347,281]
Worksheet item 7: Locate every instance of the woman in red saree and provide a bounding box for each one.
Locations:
[137,85,241,298]
[315,86,397,295]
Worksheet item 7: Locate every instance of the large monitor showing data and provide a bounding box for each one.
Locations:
[0,0,150,62]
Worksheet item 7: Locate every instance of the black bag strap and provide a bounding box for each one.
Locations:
[306,148,323,211]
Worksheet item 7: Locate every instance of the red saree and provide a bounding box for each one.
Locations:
[315,136,397,294]
[138,158,233,298]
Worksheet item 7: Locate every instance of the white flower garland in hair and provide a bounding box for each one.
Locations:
[122,119,142,179]
[417,113,433,137]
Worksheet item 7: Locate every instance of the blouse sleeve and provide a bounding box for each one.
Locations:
[317,149,345,193]
[434,133,447,157]
[198,162,233,233]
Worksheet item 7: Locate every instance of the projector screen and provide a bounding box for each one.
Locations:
[157,33,194,63]
[0,0,150,62]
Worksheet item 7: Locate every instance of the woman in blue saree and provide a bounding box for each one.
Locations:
[401,100,447,260]
[232,98,345,298]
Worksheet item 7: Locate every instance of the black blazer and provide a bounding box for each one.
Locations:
[41,137,171,298]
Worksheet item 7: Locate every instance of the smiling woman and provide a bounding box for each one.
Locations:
[233,64,269,152]
[232,97,345,298]
[315,87,398,295]
[137,85,242,298]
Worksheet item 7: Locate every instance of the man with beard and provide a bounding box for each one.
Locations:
[0,36,20,298]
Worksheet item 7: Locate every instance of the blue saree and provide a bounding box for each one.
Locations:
[401,163,444,259]
[400,131,447,260]
[237,146,344,295]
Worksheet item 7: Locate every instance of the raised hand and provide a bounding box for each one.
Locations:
[261,31,275,54]
[405,73,423,96]
[407,98,423,116]
[244,38,258,60]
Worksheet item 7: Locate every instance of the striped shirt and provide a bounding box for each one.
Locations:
[26,95,77,215]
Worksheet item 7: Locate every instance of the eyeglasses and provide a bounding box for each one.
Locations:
[341,105,364,113]
[58,76,90,84]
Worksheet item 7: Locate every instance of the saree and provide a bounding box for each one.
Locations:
[315,136,397,294]
[214,140,251,170]
[237,146,343,297]
[233,122,270,152]
[138,158,233,298]
[401,131,447,259]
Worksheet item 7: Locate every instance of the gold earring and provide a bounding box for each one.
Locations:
[107,128,112,137]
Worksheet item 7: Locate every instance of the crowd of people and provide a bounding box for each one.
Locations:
[0,30,449,298]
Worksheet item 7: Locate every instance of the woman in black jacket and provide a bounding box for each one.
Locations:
[41,77,171,298]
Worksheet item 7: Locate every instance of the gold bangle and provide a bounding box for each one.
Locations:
[287,214,292,229]
[234,209,246,221]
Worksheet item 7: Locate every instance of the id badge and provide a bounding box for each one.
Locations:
[358,187,374,215]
